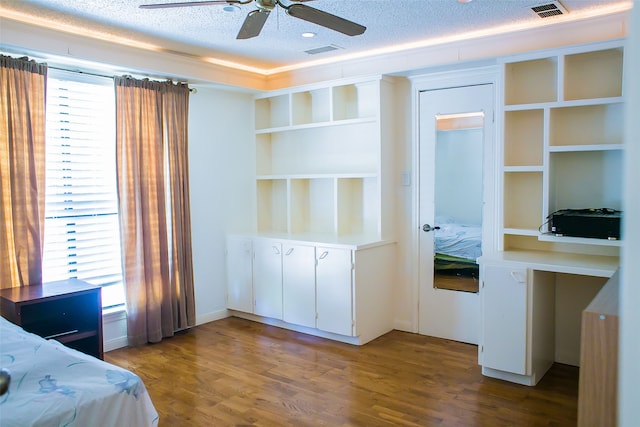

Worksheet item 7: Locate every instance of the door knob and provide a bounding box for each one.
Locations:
[422,224,440,232]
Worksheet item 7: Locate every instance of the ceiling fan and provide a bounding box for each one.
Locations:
[139,0,366,40]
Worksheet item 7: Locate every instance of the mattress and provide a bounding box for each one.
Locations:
[0,317,158,427]
[434,221,482,261]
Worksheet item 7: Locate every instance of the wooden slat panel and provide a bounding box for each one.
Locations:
[578,270,619,427]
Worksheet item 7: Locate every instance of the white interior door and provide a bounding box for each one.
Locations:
[418,84,493,344]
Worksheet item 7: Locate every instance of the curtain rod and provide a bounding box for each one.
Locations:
[47,65,196,93]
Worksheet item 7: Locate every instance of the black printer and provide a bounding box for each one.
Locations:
[548,208,621,240]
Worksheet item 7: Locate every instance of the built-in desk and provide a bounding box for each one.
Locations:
[478,250,619,386]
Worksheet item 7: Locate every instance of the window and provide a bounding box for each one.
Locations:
[42,69,125,309]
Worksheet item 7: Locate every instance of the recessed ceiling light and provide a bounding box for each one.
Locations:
[223,4,240,12]
[458,0,473,3]
[302,32,316,38]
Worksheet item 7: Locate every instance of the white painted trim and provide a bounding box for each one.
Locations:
[265,12,629,89]
[103,309,128,352]
[0,10,628,91]
[196,309,231,326]
[619,3,640,423]
[481,366,540,387]
[104,335,128,352]
[405,66,500,334]
[393,319,414,333]
[102,308,231,352]
[229,311,370,346]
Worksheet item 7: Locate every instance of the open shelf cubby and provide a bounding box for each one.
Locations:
[548,150,623,214]
[332,81,378,121]
[500,41,625,251]
[255,94,289,130]
[256,125,378,176]
[503,172,543,231]
[504,57,557,105]
[549,103,624,147]
[253,77,394,243]
[504,109,544,167]
[291,88,330,126]
[257,179,287,233]
[563,48,624,101]
[289,178,335,235]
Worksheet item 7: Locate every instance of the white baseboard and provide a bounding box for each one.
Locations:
[196,309,230,326]
[394,319,416,333]
[103,308,231,352]
[103,309,128,352]
[229,311,369,345]
[104,336,129,352]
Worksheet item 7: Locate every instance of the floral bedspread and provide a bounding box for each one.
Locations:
[0,317,158,427]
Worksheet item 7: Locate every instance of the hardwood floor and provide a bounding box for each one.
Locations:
[105,317,579,426]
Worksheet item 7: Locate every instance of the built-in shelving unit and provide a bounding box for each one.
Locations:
[500,42,625,251]
[225,77,397,345]
[253,77,394,243]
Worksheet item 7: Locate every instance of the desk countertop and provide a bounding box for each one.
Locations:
[478,250,619,278]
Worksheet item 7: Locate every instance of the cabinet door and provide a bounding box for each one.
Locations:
[316,247,353,336]
[253,239,283,319]
[226,237,253,313]
[482,265,528,375]
[282,244,316,328]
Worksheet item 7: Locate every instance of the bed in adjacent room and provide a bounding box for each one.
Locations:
[434,219,482,292]
[0,317,158,427]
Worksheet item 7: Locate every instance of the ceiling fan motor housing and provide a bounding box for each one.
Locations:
[256,0,277,11]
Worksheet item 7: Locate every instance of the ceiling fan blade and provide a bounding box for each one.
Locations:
[236,9,270,39]
[286,4,366,36]
[140,1,242,9]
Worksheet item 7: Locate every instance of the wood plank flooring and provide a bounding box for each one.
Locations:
[105,317,579,426]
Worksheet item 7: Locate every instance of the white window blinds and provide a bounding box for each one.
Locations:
[42,69,125,309]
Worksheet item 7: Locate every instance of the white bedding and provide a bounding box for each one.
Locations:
[434,221,482,261]
[0,317,158,427]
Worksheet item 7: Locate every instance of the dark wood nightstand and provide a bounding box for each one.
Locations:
[0,279,103,360]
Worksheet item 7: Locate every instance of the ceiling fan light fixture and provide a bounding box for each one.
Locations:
[223,4,240,12]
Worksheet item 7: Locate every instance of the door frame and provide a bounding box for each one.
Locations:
[408,65,500,335]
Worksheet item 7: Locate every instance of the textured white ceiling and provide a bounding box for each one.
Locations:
[0,0,631,71]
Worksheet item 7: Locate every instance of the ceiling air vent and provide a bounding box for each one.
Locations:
[530,1,568,18]
[304,45,342,55]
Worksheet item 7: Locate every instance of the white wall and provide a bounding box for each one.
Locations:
[435,129,483,225]
[188,86,255,325]
[103,87,255,349]
[619,2,639,425]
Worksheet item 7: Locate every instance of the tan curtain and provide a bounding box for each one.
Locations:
[115,77,195,346]
[0,55,47,289]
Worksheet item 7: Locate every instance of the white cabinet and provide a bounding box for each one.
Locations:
[252,239,283,319]
[226,236,253,313]
[225,76,396,345]
[316,247,353,336]
[478,252,604,386]
[282,243,316,328]
[226,236,395,345]
[481,264,528,375]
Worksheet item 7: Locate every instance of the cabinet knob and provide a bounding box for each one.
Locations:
[273,246,281,255]
[285,248,294,256]
[319,251,329,260]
